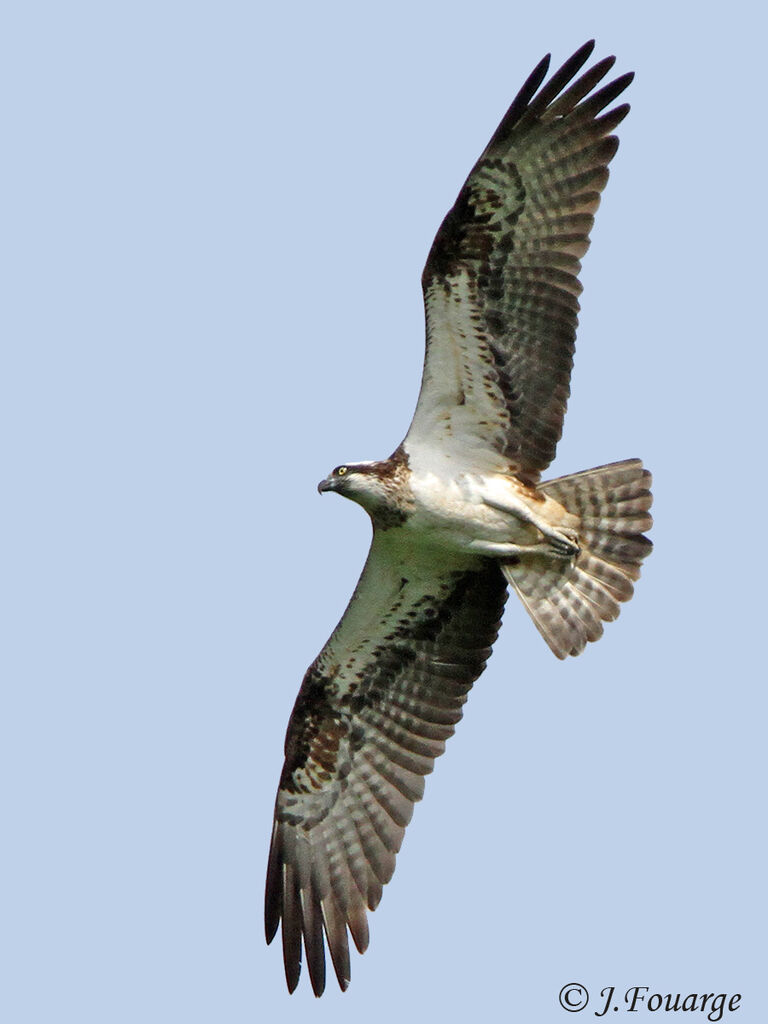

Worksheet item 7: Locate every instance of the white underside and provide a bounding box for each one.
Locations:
[402,462,577,558]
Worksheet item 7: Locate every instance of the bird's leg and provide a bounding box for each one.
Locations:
[467,536,578,560]
[480,495,580,559]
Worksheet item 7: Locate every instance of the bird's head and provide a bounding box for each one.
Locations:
[317,461,394,515]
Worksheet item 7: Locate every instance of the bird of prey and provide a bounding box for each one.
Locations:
[265,41,652,995]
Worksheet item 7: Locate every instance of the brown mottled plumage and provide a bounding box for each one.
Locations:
[266,42,652,995]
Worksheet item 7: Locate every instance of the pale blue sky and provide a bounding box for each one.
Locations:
[3,2,765,1021]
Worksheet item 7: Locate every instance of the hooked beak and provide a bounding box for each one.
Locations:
[317,475,335,494]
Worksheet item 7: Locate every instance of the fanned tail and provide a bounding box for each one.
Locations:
[502,459,653,658]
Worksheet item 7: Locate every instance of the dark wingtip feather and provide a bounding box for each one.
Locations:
[264,823,281,944]
[303,896,327,996]
[265,902,279,945]
[559,40,598,74]
[578,71,635,117]
[597,102,631,135]
[281,862,303,993]
[485,51,551,150]
[322,898,352,992]
[308,951,327,997]
[347,901,370,954]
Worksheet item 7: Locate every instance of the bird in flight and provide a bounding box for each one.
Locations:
[265,41,652,995]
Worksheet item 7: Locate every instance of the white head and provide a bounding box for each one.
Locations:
[317,461,399,517]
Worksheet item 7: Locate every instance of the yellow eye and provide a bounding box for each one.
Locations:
[336,465,348,476]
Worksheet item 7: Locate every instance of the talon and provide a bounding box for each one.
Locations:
[549,529,580,559]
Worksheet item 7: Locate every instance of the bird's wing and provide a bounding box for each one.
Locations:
[405,41,632,483]
[265,533,507,995]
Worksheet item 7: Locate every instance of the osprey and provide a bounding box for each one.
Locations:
[266,41,652,995]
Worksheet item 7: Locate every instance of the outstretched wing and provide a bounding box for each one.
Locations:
[265,534,507,995]
[405,41,632,483]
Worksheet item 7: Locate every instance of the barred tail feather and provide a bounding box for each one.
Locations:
[502,459,653,658]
